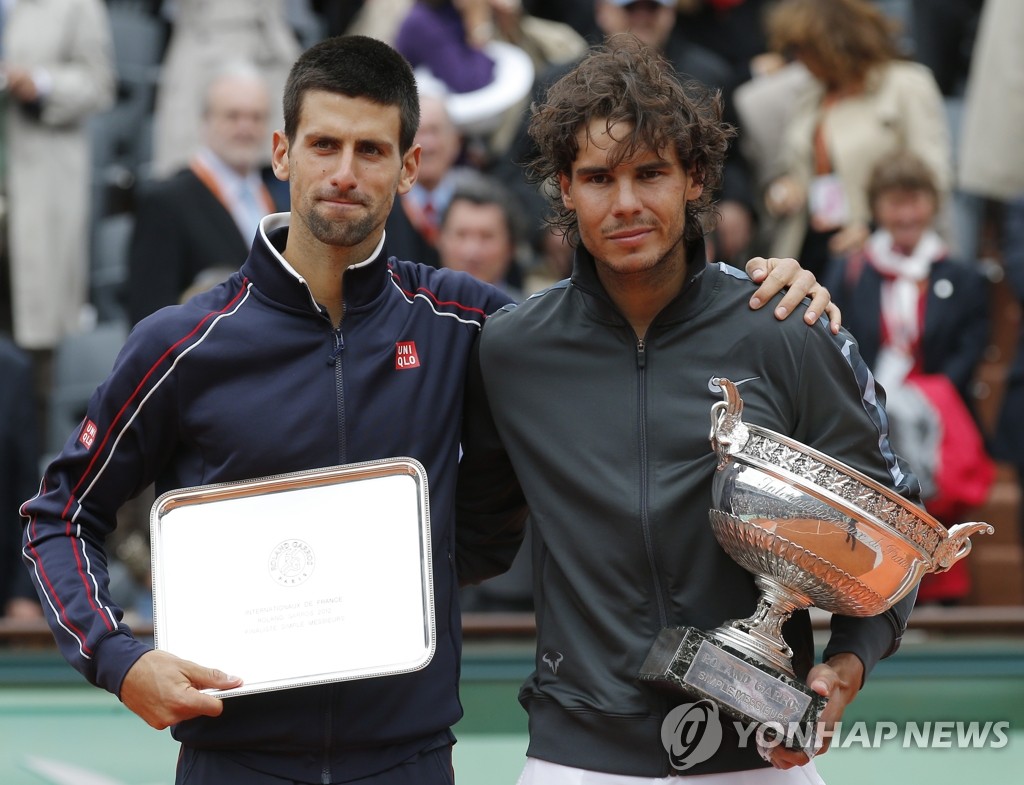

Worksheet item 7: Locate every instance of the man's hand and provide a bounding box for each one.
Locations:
[745,256,842,334]
[119,649,243,730]
[767,652,864,769]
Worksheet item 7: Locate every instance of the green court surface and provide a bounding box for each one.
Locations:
[2,636,1021,784]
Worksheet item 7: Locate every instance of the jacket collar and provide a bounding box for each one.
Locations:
[569,236,715,329]
[240,213,393,316]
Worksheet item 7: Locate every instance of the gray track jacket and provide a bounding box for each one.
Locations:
[457,240,921,777]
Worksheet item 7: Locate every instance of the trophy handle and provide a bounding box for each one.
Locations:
[709,378,750,464]
[933,522,995,571]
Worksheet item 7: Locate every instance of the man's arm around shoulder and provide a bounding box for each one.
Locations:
[454,337,527,586]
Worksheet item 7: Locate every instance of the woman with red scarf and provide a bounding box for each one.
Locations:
[825,149,993,604]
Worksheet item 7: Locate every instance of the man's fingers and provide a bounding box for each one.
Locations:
[144,666,236,727]
[745,256,769,285]
[120,650,242,729]
[178,663,243,719]
[181,686,229,720]
[799,282,833,327]
[744,257,841,332]
[810,674,834,698]
[186,663,243,692]
[822,301,842,333]
[771,269,816,316]
[747,257,801,308]
[766,746,811,770]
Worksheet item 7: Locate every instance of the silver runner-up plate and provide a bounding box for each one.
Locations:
[150,458,435,698]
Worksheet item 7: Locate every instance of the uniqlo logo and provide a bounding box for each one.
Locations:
[79,420,98,450]
[395,341,420,370]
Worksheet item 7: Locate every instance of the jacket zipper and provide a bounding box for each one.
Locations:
[321,684,335,783]
[329,325,347,464]
[637,337,668,628]
[325,314,345,777]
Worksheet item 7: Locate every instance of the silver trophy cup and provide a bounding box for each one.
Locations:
[639,378,993,749]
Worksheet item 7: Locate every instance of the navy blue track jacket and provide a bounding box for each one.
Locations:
[21,214,522,781]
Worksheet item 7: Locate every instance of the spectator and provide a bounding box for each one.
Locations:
[0,0,115,378]
[394,0,536,158]
[762,0,952,280]
[385,91,477,267]
[0,337,41,621]
[826,150,989,406]
[150,0,301,177]
[437,173,531,300]
[354,0,584,162]
[824,150,993,604]
[127,62,285,325]
[395,0,497,95]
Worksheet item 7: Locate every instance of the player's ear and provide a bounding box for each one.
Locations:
[559,172,574,211]
[271,130,290,181]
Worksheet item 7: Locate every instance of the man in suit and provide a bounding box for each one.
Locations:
[126,62,286,325]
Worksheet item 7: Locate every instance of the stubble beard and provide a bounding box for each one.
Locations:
[304,200,381,249]
[596,229,688,285]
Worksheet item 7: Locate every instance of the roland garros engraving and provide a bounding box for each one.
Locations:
[269,539,315,586]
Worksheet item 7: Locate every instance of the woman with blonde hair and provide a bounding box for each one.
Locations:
[762,0,952,279]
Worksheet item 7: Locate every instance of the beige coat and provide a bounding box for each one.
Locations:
[151,0,300,177]
[958,0,1024,201]
[3,0,116,349]
[768,60,952,260]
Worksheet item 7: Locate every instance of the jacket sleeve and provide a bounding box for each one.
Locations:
[792,323,923,678]
[454,334,528,587]
[21,325,182,696]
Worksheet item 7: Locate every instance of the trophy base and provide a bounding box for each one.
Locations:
[638,627,827,751]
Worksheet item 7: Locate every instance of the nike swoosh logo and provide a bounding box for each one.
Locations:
[708,376,761,394]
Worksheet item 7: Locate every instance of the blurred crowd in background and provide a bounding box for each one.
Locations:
[2,0,1023,625]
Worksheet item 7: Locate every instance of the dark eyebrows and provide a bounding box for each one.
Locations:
[635,158,673,173]
[573,157,673,178]
[302,129,396,154]
[358,136,396,154]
